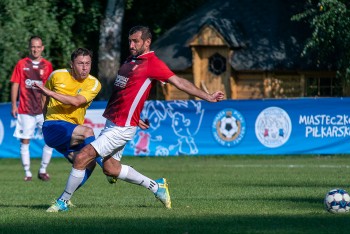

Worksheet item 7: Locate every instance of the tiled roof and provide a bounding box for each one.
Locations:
[152,0,328,71]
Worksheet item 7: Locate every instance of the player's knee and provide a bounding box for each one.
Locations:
[74,145,96,169]
[84,127,94,138]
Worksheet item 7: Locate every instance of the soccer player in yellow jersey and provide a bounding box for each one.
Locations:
[34,48,106,196]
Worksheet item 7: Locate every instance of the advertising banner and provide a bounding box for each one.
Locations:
[1,98,350,158]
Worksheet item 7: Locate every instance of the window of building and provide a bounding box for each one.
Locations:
[305,76,342,97]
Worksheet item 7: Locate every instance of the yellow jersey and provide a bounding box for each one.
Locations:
[44,69,101,125]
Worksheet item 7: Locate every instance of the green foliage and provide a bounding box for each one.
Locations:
[1,156,350,233]
[121,0,207,61]
[292,0,350,85]
[0,0,103,102]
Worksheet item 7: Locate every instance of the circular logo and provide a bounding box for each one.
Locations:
[212,108,246,147]
[255,107,292,148]
[0,119,4,144]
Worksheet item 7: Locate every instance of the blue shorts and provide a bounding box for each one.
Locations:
[42,120,86,162]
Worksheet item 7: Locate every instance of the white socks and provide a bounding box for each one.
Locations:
[118,164,158,193]
[20,143,53,176]
[60,168,85,201]
[58,165,159,202]
[40,144,53,173]
[20,143,32,177]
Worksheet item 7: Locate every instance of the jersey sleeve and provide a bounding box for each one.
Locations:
[78,77,101,103]
[148,57,174,82]
[10,62,22,83]
[45,72,55,90]
[43,61,53,84]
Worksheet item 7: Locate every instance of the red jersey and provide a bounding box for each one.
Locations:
[11,57,53,115]
[103,51,174,126]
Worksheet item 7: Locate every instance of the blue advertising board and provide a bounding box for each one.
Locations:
[1,98,350,158]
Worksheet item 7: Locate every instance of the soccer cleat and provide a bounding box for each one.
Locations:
[67,200,75,208]
[38,172,50,181]
[24,176,32,181]
[106,175,118,184]
[46,199,69,212]
[154,178,171,209]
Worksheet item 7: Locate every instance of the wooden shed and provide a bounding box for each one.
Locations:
[152,0,340,100]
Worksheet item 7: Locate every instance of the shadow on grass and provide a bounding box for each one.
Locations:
[1,213,348,234]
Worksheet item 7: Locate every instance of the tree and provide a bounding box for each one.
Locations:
[98,0,125,100]
[292,0,350,88]
[0,0,103,102]
[0,0,208,102]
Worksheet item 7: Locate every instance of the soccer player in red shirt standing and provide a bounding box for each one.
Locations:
[47,26,224,212]
[11,36,53,182]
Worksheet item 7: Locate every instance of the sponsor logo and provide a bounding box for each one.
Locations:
[212,108,246,147]
[255,106,292,148]
[24,79,43,89]
[114,75,129,88]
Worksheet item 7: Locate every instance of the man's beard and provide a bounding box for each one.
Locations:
[132,45,145,57]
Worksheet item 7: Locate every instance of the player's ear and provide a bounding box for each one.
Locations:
[145,38,151,48]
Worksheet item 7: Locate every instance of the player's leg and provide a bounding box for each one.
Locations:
[46,124,101,212]
[13,114,35,181]
[20,138,31,181]
[46,144,98,212]
[36,114,53,181]
[43,122,101,188]
[69,125,117,184]
[97,122,171,208]
[70,125,105,167]
[104,152,171,209]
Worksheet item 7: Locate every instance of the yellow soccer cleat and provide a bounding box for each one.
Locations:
[154,178,171,209]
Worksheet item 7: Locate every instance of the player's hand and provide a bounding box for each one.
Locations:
[32,82,50,96]
[32,82,44,89]
[138,119,150,130]
[210,91,225,102]
[11,106,18,118]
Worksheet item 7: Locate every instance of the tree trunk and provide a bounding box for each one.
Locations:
[98,0,125,100]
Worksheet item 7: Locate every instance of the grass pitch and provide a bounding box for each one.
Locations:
[1,155,350,234]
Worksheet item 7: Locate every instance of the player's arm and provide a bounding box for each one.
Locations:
[41,94,49,117]
[10,82,19,118]
[167,75,224,102]
[33,83,87,106]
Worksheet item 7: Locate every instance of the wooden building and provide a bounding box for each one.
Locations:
[152,0,340,100]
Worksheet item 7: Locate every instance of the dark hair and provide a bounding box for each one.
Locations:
[71,48,93,62]
[129,26,152,41]
[29,36,43,44]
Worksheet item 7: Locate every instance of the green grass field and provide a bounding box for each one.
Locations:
[1,155,350,234]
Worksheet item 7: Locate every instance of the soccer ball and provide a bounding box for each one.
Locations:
[324,188,350,213]
[219,116,238,139]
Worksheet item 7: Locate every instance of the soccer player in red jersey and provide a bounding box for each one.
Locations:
[11,36,53,182]
[47,26,224,212]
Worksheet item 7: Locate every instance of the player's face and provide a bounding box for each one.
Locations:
[29,39,44,60]
[129,31,150,57]
[71,55,91,80]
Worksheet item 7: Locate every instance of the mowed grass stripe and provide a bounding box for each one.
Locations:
[0,155,349,234]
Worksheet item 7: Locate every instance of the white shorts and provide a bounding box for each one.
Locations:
[91,119,137,161]
[13,114,44,139]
